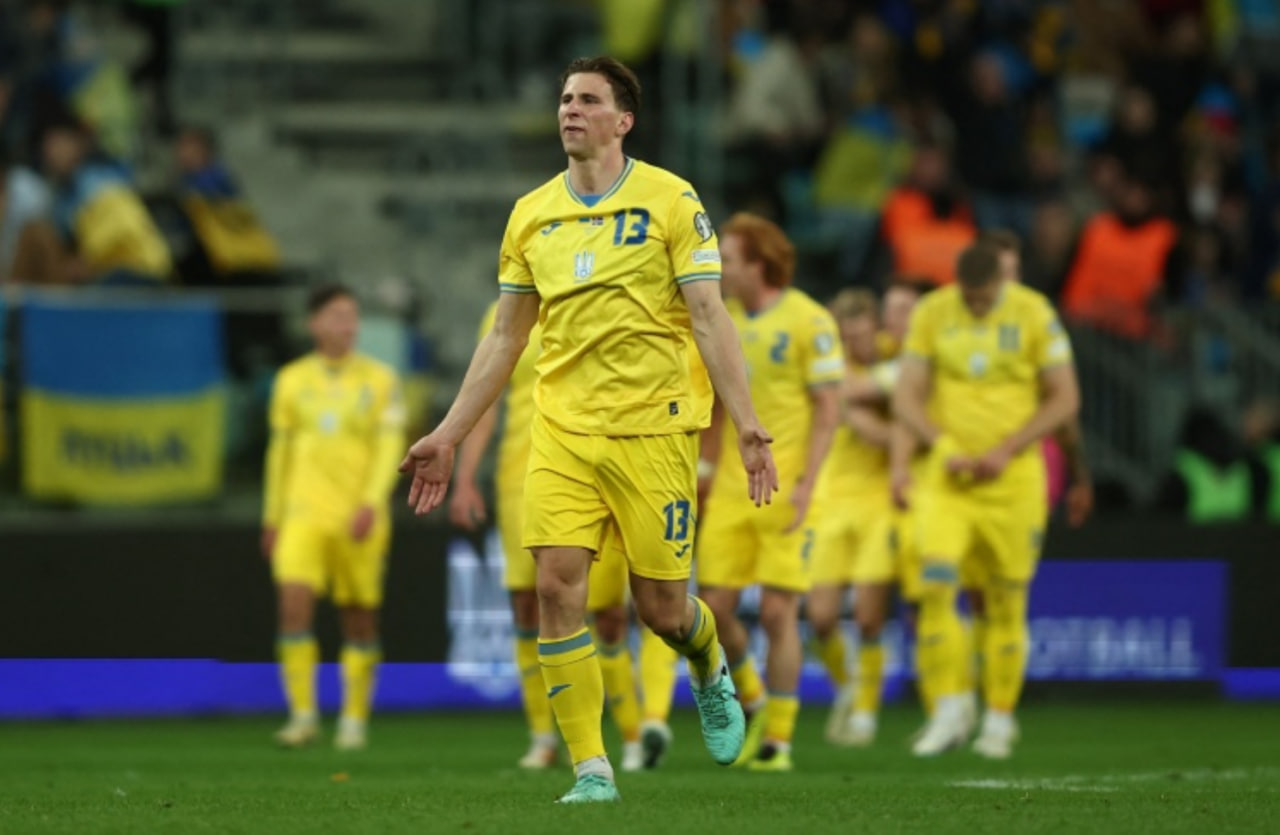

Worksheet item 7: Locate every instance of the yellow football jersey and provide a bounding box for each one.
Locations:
[264,353,406,529]
[713,289,843,490]
[497,157,717,436]
[478,300,540,488]
[816,361,889,501]
[903,282,1071,484]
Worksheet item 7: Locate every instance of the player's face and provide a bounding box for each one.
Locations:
[881,287,918,342]
[959,280,1002,319]
[559,73,633,161]
[999,249,1021,283]
[840,313,878,365]
[719,233,762,302]
[309,295,359,357]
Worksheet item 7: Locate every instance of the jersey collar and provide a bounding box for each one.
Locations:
[563,157,634,207]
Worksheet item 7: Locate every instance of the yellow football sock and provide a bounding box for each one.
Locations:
[278,633,318,718]
[964,613,986,694]
[916,567,966,701]
[598,640,641,743]
[812,631,849,689]
[764,693,800,746]
[854,638,885,715]
[983,583,1030,712]
[539,628,606,766]
[515,630,554,737]
[640,625,679,723]
[339,642,381,722]
[731,655,766,709]
[661,595,723,686]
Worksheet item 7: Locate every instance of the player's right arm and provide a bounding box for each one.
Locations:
[261,368,294,558]
[402,290,539,515]
[683,279,778,506]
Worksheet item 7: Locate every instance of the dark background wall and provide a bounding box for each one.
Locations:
[2,520,1276,667]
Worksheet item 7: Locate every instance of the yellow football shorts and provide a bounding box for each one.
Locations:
[496,472,536,591]
[810,490,894,586]
[523,414,698,582]
[696,487,812,593]
[915,480,1048,584]
[273,514,390,607]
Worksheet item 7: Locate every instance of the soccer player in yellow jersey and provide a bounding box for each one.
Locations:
[809,289,896,748]
[261,284,405,751]
[450,301,649,772]
[401,56,777,804]
[893,244,1079,759]
[697,212,842,772]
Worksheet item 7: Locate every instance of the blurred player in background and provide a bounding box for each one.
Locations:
[450,300,648,772]
[402,56,777,804]
[893,244,1079,759]
[261,284,406,751]
[698,212,841,772]
[808,289,895,747]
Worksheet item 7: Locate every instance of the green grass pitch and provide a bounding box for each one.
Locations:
[3,702,1277,834]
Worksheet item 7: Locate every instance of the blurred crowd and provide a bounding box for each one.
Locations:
[0,0,281,294]
[713,0,1280,340]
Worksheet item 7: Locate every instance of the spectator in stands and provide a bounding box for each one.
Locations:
[40,117,171,284]
[1060,175,1181,339]
[1156,405,1254,524]
[0,146,51,280]
[171,125,279,283]
[723,7,826,221]
[873,139,975,287]
[1022,198,1076,298]
[941,49,1035,238]
[1247,130,1280,299]
[1095,85,1178,201]
[20,0,138,163]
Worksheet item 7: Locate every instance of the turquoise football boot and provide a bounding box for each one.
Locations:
[555,774,622,804]
[691,650,746,765]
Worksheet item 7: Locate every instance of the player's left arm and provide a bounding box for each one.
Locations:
[847,405,891,448]
[1054,410,1094,527]
[788,315,843,531]
[354,371,408,540]
[673,192,777,505]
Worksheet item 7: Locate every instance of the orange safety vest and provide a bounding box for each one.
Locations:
[1061,214,1177,339]
[882,188,976,286]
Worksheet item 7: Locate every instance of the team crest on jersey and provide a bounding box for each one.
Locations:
[693,211,713,242]
[968,351,989,377]
[573,250,595,282]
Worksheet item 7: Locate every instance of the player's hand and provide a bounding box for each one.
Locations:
[448,481,488,531]
[260,527,277,560]
[785,477,815,534]
[946,455,976,481]
[891,467,912,511]
[972,444,1014,482]
[737,423,779,507]
[350,505,377,542]
[400,432,456,516]
[1065,479,1095,527]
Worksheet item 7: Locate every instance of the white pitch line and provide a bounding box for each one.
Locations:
[950,767,1279,792]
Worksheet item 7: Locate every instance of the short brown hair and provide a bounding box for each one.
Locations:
[955,244,1001,288]
[559,56,642,115]
[979,228,1021,254]
[828,288,878,322]
[885,275,933,299]
[307,282,356,314]
[721,212,796,288]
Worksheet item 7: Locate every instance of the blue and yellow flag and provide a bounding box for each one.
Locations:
[21,297,226,505]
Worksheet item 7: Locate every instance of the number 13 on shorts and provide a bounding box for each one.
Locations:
[663,499,693,560]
